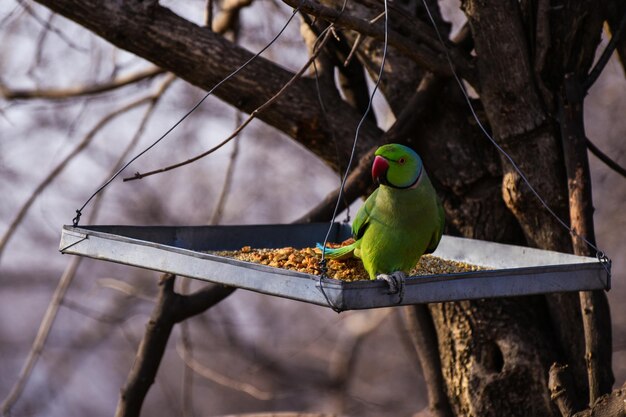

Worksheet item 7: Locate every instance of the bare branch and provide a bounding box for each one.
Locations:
[604,1,626,75]
[549,363,584,417]
[559,73,614,404]
[0,76,175,414]
[0,256,82,416]
[33,0,382,171]
[0,97,145,261]
[176,343,274,401]
[179,279,195,417]
[209,115,241,225]
[205,0,214,28]
[583,8,626,92]
[123,27,334,182]
[0,74,175,262]
[114,274,235,417]
[328,310,390,413]
[586,137,626,178]
[18,0,88,52]
[1,67,165,100]
[403,305,453,417]
[282,0,477,86]
[212,0,253,34]
[97,278,156,302]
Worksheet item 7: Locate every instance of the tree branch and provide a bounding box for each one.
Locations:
[402,305,453,417]
[583,6,626,92]
[549,363,585,417]
[0,96,150,262]
[586,138,626,178]
[122,26,334,182]
[282,0,477,86]
[115,274,235,417]
[559,73,614,405]
[211,0,253,34]
[0,67,165,100]
[602,0,626,78]
[33,0,380,171]
[0,77,173,413]
[550,364,626,417]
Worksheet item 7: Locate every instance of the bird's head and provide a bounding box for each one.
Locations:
[372,144,423,189]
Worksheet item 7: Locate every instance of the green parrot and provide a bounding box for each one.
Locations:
[319,143,445,296]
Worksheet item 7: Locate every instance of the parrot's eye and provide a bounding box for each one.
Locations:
[398,157,406,165]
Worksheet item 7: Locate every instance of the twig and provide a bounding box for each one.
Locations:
[604,0,626,75]
[97,278,156,302]
[343,33,362,66]
[0,2,24,29]
[0,74,174,263]
[296,146,374,223]
[549,363,584,417]
[205,0,214,28]
[0,77,174,415]
[210,115,241,225]
[281,0,477,86]
[176,343,273,401]
[61,298,128,324]
[17,0,88,52]
[328,309,390,413]
[1,67,165,100]
[560,74,596,256]
[402,305,454,417]
[28,9,54,73]
[211,0,253,34]
[0,256,82,416]
[0,97,145,262]
[179,278,195,417]
[586,138,626,178]
[123,26,334,182]
[114,274,235,417]
[582,7,626,92]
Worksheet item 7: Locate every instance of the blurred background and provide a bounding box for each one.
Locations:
[0,1,624,416]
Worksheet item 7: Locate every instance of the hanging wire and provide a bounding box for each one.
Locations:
[71,2,303,226]
[299,0,350,221]
[312,60,351,223]
[419,0,611,270]
[316,0,390,305]
[308,17,353,223]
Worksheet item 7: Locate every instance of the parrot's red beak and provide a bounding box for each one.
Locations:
[372,155,389,184]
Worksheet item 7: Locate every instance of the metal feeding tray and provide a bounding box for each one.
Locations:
[59,223,610,310]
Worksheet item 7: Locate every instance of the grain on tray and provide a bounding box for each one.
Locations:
[212,238,484,282]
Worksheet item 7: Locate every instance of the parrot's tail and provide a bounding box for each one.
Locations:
[316,242,355,260]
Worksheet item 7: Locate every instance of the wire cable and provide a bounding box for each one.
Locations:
[71,3,303,226]
[318,0,389,271]
[419,0,610,267]
[315,0,389,311]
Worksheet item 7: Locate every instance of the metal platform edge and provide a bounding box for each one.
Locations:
[59,224,610,311]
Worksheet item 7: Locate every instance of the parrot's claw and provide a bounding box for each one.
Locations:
[376,271,406,303]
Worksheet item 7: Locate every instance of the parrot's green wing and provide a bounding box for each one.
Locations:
[352,188,378,240]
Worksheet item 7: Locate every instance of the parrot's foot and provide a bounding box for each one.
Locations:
[376,271,406,303]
